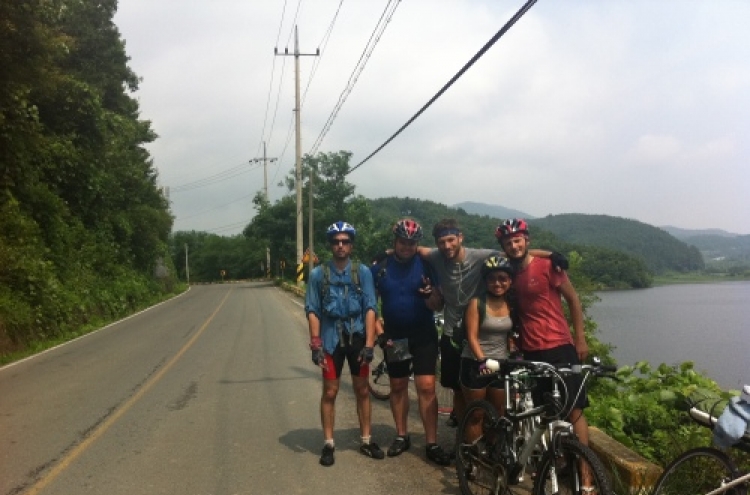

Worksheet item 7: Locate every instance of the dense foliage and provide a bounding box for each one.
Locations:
[530,214,704,274]
[0,0,176,357]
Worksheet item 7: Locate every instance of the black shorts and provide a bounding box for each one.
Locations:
[459,358,503,390]
[386,338,439,379]
[523,344,589,411]
[439,334,461,390]
[324,333,368,380]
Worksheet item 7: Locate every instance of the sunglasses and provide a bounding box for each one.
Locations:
[330,239,352,246]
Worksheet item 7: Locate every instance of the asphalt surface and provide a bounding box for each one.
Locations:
[0,282,467,495]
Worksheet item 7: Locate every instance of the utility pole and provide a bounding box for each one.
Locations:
[251,141,277,278]
[275,26,318,276]
[184,243,189,284]
[250,141,277,201]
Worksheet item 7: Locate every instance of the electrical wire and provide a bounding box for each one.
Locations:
[255,0,289,159]
[174,193,255,221]
[170,162,263,193]
[308,0,400,156]
[347,0,538,175]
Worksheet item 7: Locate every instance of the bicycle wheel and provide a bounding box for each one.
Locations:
[368,346,390,400]
[533,437,613,495]
[652,447,744,495]
[456,400,503,495]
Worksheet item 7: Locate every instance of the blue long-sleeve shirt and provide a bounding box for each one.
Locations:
[305,260,377,354]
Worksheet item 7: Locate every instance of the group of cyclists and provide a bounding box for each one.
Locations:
[304,216,590,470]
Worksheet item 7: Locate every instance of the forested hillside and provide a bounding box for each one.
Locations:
[529,214,704,273]
[1,1,176,356]
[451,201,534,221]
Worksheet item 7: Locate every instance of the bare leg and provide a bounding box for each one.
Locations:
[389,376,410,436]
[569,408,589,445]
[321,378,340,441]
[414,374,438,443]
[460,386,486,443]
[352,375,372,437]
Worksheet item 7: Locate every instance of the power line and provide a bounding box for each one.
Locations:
[308,0,400,156]
[347,0,538,175]
[174,192,255,221]
[170,162,262,193]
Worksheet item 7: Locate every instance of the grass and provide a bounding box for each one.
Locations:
[652,272,750,286]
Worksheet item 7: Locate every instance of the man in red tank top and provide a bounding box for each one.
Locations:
[496,219,592,448]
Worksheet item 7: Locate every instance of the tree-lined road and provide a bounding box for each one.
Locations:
[1,283,458,495]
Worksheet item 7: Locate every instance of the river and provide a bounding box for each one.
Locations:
[587,280,750,390]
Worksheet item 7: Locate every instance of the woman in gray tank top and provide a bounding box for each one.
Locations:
[459,255,517,443]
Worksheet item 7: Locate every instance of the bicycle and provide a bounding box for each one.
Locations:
[455,358,617,495]
[651,402,750,495]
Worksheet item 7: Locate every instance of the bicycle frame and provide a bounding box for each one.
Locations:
[705,472,750,495]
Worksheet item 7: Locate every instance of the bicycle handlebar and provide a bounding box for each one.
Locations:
[501,357,617,378]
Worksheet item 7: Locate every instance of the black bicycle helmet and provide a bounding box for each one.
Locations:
[481,255,514,278]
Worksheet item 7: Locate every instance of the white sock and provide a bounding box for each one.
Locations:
[324,439,334,448]
[361,435,371,445]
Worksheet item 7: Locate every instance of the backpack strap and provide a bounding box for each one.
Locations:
[350,260,361,291]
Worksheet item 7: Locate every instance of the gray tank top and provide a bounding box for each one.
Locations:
[462,314,513,361]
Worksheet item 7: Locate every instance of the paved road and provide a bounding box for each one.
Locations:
[0,282,461,495]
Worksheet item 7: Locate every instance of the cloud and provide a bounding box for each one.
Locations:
[115,1,750,235]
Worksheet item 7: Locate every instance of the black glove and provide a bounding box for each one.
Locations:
[376,333,391,349]
[310,336,324,366]
[371,251,388,265]
[550,251,569,271]
[311,348,325,366]
[360,346,374,363]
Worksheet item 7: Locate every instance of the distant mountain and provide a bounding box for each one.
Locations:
[529,214,704,274]
[660,225,740,240]
[452,201,534,220]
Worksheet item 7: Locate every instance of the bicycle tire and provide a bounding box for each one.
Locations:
[651,447,745,495]
[533,437,613,495]
[455,400,502,495]
[368,345,390,400]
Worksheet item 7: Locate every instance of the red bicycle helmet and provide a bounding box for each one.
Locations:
[392,219,423,240]
[495,218,529,240]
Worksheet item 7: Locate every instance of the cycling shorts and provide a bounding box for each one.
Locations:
[459,358,503,391]
[439,334,461,390]
[522,344,589,411]
[322,333,369,380]
[386,338,439,379]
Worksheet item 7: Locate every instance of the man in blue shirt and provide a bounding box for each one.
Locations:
[372,219,451,466]
[305,221,383,467]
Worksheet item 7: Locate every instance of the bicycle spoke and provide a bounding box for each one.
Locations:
[533,438,613,495]
[652,447,742,495]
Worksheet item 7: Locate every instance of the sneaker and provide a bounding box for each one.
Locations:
[319,444,335,467]
[359,442,385,459]
[426,443,452,466]
[387,435,411,457]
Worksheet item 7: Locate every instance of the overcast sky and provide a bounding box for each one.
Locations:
[113,1,749,236]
